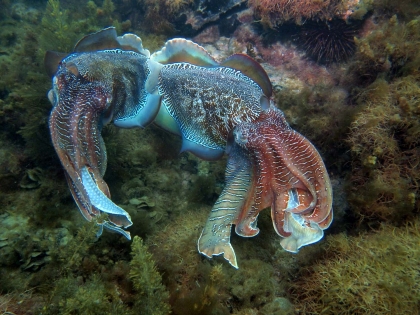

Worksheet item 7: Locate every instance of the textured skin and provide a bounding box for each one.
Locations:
[198,107,333,267]
[58,50,151,124]
[47,31,333,268]
[48,50,150,232]
[50,69,112,222]
[198,142,252,268]
[158,63,263,150]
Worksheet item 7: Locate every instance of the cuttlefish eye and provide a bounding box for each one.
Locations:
[48,76,61,106]
[47,89,56,105]
[65,62,79,77]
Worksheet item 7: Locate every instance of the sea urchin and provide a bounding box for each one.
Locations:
[297,19,358,64]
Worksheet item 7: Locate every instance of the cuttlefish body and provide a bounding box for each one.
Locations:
[45,27,332,268]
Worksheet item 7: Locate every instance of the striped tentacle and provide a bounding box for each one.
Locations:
[233,106,333,254]
[198,144,252,269]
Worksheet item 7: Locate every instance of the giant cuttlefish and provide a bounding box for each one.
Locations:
[45,27,332,268]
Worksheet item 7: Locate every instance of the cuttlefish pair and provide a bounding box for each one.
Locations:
[45,27,332,268]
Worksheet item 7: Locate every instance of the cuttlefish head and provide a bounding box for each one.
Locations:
[48,57,132,239]
[44,27,150,239]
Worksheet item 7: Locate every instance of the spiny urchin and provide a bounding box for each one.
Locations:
[297,19,359,64]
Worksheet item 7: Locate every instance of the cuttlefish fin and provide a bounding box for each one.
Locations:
[74,27,120,52]
[117,33,150,57]
[45,27,149,78]
[151,38,218,66]
[145,59,164,94]
[198,144,252,269]
[44,51,68,78]
[221,54,273,97]
[153,100,182,136]
[74,27,149,56]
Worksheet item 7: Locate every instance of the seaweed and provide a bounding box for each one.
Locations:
[45,274,132,315]
[39,0,120,55]
[40,0,74,52]
[129,236,171,315]
[52,219,100,274]
[229,259,277,310]
[146,208,230,314]
[247,0,369,27]
[347,74,420,223]
[348,15,420,90]
[290,220,420,314]
[138,0,194,35]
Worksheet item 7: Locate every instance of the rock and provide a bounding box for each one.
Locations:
[183,0,247,31]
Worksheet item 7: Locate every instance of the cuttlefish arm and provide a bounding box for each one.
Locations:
[198,106,333,267]
[49,68,133,238]
[198,141,253,269]
[233,106,333,253]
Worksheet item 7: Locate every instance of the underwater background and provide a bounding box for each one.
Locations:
[0,0,419,314]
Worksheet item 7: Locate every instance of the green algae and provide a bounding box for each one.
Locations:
[290,220,420,314]
[129,236,171,315]
[45,275,132,315]
[41,0,73,52]
[346,16,420,222]
[138,0,194,35]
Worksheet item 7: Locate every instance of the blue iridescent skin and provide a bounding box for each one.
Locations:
[46,28,333,268]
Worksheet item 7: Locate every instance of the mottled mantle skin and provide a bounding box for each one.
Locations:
[46,28,333,268]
